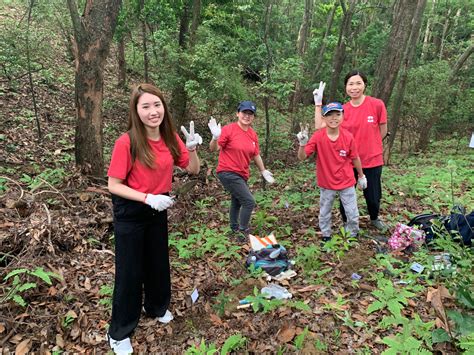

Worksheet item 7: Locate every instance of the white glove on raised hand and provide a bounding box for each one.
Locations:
[261,170,275,184]
[297,123,309,146]
[208,117,221,140]
[313,81,326,106]
[145,194,174,211]
[181,121,203,151]
[357,175,367,190]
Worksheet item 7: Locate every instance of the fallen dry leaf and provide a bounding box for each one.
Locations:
[15,339,31,355]
[277,324,296,343]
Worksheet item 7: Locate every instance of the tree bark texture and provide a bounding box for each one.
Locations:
[385,0,427,163]
[289,0,313,117]
[67,0,122,176]
[117,35,126,88]
[328,0,357,102]
[372,0,418,106]
[170,0,201,128]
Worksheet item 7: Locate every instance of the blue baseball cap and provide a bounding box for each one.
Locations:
[322,102,344,116]
[237,101,257,114]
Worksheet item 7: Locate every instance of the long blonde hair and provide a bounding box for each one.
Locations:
[127,84,180,168]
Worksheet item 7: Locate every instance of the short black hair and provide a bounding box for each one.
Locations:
[344,70,368,86]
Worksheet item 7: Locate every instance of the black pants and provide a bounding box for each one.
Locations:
[108,195,171,340]
[341,165,383,222]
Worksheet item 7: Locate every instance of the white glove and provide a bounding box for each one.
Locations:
[297,123,309,146]
[357,175,367,190]
[208,117,221,140]
[145,194,174,211]
[313,81,326,106]
[261,170,275,184]
[180,121,203,151]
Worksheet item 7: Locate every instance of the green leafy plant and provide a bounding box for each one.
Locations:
[1,267,61,307]
[380,314,434,350]
[294,326,309,350]
[212,290,231,318]
[220,334,247,354]
[99,284,114,311]
[19,168,67,191]
[185,338,218,355]
[295,244,331,281]
[367,278,415,318]
[252,210,278,236]
[61,311,76,329]
[321,228,357,260]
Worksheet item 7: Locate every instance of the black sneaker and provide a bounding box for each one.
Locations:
[322,236,332,243]
[235,230,249,243]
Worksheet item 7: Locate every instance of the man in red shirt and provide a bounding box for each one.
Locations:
[298,102,367,242]
[209,101,274,238]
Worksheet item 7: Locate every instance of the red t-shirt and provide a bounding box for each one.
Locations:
[342,96,387,168]
[216,122,260,180]
[304,128,358,190]
[107,133,189,194]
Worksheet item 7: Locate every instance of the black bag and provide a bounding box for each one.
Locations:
[446,209,473,247]
[407,213,445,242]
[246,245,290,276]
[408,207,473,247]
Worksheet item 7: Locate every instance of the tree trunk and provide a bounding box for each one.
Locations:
[328,0,357,102]
[289,0,313,118]
[385,0,427,164]
[372,0,418,106]
[312,1,337,79]
[139,0,148,82]
[117,35,126,88]
[438,7,451,60]
[26,0,41,140]
[67,0,121,176]
[421,0,435,61]
[170,0,201,128]
[262,0,274,162]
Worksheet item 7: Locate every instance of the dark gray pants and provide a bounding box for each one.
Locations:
[217,171,256,232]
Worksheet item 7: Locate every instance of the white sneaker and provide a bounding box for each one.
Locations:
[157,309,174,324]
[108,334,133,354]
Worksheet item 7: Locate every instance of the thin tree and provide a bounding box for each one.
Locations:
[26,0,41,140]
[170,0,201,128]
[289,0,313,118]
[67,0,122,176]
[328,0,358,101]
[385,0,427,163]
[372,0,418,106]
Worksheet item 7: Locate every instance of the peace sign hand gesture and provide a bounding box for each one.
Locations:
[181,121,203,151]
[297,123,309,146]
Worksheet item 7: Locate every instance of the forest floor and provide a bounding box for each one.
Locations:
[1,76,473,354]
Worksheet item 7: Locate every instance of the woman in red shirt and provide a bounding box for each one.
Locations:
[314,71,388,231]
[208,101,275,239]
[106,84,201,353]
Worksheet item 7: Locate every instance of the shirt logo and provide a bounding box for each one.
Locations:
[367,115,374,123]
[339,150,347,157]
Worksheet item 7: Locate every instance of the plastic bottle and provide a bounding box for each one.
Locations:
[261,283,292,300]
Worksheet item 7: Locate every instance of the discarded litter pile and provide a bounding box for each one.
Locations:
[239,233,298,308]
